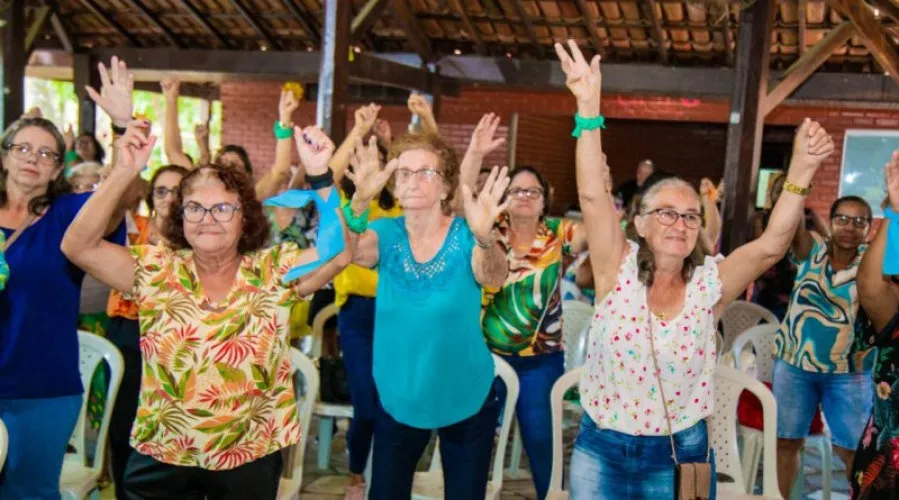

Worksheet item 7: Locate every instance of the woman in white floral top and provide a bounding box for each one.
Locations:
[61,117,351,499]
[555,40,836,499]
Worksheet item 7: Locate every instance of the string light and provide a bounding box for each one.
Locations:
[454,49,462,55]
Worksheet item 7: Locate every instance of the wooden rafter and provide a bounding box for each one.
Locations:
[510,0,545,58]
[763,20,854,115]
[719,1,733,65]
[282,0,321,46]
[798,0,808,56]
[79,0,140,46]
[25,6,53,54]
[640,0,669,64]
[869,0,899,24]
[230,0,280,50]
[826,0,899,85]
[351,0,387,41]
[50,13,74,53]
[390,0,433,62]
[449,0,487,55]
[123,0,184,48]
[176,0,229,48]
[573,0,606,57]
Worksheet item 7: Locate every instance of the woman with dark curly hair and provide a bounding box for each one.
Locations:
[62,120,352,499]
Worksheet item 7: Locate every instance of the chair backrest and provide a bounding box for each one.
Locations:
[731,323,780,383]
[70,331,125,476]
[710,365,779,497]
[548,367,583,497]
[562,301,594,371]
[281,348,320,488]
[720,301,778,353]
[307,303,337,359]
[0,417,7,472]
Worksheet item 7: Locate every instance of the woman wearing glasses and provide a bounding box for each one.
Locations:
[554,40,834,498]
[773,194,875,498]
[0,117,127,498]
[479,165,586,499]
[62,120,351,498]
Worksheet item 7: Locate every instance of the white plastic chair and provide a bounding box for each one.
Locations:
[61,331,125,500]
[409,354,520,500]
[546,367,582,500]
[720,301,779,353]
[277,348,321,499]
[508,301,594,477]
[0,417,7,472]
[710,364,779,497]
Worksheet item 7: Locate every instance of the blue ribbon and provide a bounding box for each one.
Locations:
[264,189,345,283]
[884,207,899,276]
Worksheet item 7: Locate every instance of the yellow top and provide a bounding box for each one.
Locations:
[334,193,402,308]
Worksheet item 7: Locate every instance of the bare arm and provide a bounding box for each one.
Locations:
[570,222,588,254]
[330,104,379,183]
[294,212,353,296]
[409,94,439,135]
[790,210,816,262]
[472,244,509,288]
[453,113,506,214]
[858,218,897,333]
[352,230,380,268]
[717,119,834,309]
[160,78,193,169]
[195,123,210,166]
[810,209,831,240]
[699,179,721,254]
[255,90,299,200]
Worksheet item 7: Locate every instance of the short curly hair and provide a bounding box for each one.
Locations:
[388,132,460,214]
[161,163,270,254]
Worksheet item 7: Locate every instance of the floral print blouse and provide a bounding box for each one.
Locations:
[581,240,723,436]
[126,243,309,470]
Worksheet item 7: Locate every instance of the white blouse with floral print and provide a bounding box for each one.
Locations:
[580,240,724,436]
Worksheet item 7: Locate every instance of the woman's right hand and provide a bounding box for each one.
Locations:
[886,150,899,213]
[278,89,299,126]
[115,120,156,177]
[466,113,506,159]
[554,40,601,116]
[788,119,834,181]
[353,104,381,135]
[63,124,75,151]
[86,56,134,128]
[346,136,397,210]
[160,77,180,101]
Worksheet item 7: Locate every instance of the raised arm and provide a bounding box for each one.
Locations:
[330,104,380,183]
[255,90,300,200]
[716,119,833,309]
[160,78,193,169]
[462,166,511,288]
[555,40,625,300]
[345,137,398,268]
[408,94,439,135]
[699,178,722,255]
[790,205,816,262]
[61,121,153,293]
[195,123,210,166]
[453,113,506,213]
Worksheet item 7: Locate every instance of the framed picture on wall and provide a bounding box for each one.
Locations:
[840,129,899,218]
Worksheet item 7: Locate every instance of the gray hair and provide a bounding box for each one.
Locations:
[0,117,69,215]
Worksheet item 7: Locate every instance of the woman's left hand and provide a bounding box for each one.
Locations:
[115,120,156,176]
[462,166,511,245]
[295,126,335,177]
[86,56,134,129]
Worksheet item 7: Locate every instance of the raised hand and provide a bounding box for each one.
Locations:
[374,119,392,145]
[886,150,899,213]
[194,123,209,143]
[408,94,432,116]
[160,77,180,101]
[346,136,398,205]
[278,89,299,125]
[63,124,75,151]
[554,40,601,115]
[467,113,506,158]
[86,57,134,127]
[462,166,511,244]
[790,118,834,175]
[295,126,335,177]
[115,120,156,175]
[353,103,381,134]
[700,178,717,198]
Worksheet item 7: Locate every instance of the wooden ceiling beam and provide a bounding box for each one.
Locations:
[763,20,854,115]
[510,0,545,58]
[176,0,229,48]
[449,0,487,55]
[719,1,733,65]
[25,6,53,54]
[78,0,140,46]
[282,0,321,46]
[826,0,899,86]
[798,0,808,56]
[573,0,606,57]
[640,0,669,63]
[49,13,74,53]
[869,0,899,25]
[123,0,184,48]
[230,0,280,50]
[390,0,433,62]
[351,0,387,41]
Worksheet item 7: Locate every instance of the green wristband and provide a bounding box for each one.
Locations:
[571,114,606,138]
[273,121,294,140]
[341,200,370,234]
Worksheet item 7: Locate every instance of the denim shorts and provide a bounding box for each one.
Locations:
[771,358,873,449]
[569,415,717,499]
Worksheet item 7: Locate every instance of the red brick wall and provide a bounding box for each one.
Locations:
[221,82,898,218]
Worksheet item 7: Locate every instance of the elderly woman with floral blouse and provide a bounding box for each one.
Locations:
[61,117,350,498]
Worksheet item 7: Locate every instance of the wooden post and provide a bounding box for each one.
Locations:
[1,0,26,130]
[721,0,775,253]
[316,0,350,142]
[73,53,101,136]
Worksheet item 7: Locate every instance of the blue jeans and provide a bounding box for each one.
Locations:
[495,351,564,500]
[0,394,83,500]
[370,385,500,500]
[570,415,717,499]
[337,295,378,474]
[772,358,873,449]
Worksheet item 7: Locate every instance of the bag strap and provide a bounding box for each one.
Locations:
[2,213,37,252]
[647,318,712,464]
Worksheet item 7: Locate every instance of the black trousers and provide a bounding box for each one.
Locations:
[106,316,143,500]
[123,451,283,499]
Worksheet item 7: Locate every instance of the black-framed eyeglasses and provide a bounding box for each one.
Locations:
[508,188,544,199]
[643,208,703,230]
[832,213,871,229]
[181,202,241,223]
[4,143,61,166]
[153,186,179,199]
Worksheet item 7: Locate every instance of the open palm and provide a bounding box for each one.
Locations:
[347,136,397,203]
[554,40,601,107]
[86,56,134,127]
[468,113,506,158]
[463,166,511,242]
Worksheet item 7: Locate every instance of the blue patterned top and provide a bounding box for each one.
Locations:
[775,236,874,373]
